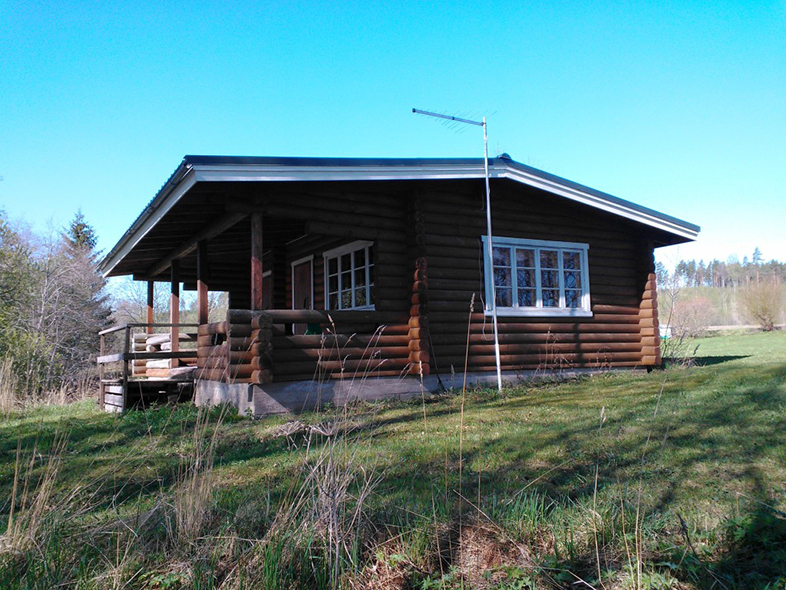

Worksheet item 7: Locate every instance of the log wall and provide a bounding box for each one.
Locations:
[195,309,272,384]
[257,190,414,381]
[418,182,661,372]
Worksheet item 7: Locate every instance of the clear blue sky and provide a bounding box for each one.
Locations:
[2,0,784,268]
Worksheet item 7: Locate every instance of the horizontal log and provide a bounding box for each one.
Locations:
[271,334,410,349]
[97,351,198,364]
[250,369,273,384]
[408,351,430,363]
[429,323,641,335]
[274,357,412,375]
[250,315,274,330]
[431,351,644,368]
[430,332,641,345]
[227,309,267,324]
[427,312,641,325]
[433,342,645,357]
[264,309,409,324]
[271,346,411,362]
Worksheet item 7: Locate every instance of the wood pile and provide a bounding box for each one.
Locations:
[131,332,197,378]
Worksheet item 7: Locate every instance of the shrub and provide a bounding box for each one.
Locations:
[740,281,784,331]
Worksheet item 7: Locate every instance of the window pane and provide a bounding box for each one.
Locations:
[493,246,510,267]
[518,289,535,306]
[565,290,581,308]
[564,271,582,289]
[341,253,351,271]
[563,251,581,270]
[329,275,338,292]
[355,288,366,307]
[517,268,535,288]
[368,285,375,305]
[541,270,558,289]
[542,289,558,307]
[540,250,558,268]
[516,248,535,268]
[341,290,352,309]
[329,293,339,309]
[495,287,512,307]
[341,270,352,290]
[494,267,512,288]
[354,248,365,268]
[355,267,366,288]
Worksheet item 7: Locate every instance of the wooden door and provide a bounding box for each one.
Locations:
[292,259,313,335]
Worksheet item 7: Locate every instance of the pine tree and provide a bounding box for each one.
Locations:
[65,210,98,250]
[55,212,113,381]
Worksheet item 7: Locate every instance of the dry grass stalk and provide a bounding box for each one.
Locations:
[165,405,224,550]
[0,356,17,414]
[1,430,69,554]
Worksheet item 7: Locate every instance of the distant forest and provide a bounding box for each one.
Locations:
[656,249,785,332]
[656,248,786,288]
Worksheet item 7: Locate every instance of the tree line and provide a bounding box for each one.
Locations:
[0,210,112,398]
[656,248,786,288]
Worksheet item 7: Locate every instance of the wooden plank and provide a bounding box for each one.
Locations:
[97,351,200,364]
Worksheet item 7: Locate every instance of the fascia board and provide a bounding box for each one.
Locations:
[191,163,495,183]
[498,166,700,241]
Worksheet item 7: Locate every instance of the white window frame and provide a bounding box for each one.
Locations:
[323,240,375,311]
[482,236,592,317]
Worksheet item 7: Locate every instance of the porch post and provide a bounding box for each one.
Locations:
[146,281,154,334]
[170,259,180,366]
[197,240,209,325]
[250,212,264,311]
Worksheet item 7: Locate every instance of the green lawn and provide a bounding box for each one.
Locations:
[2,331,785,589]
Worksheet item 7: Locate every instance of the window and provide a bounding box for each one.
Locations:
[482,236,591,317]
[323,241,375,310]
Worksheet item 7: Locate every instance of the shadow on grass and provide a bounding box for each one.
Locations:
[694,355,751,366]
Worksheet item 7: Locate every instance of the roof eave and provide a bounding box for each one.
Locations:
[99,162,197,277]
[99,157,700,278]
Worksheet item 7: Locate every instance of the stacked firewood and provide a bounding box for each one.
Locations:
[131,332,197,379]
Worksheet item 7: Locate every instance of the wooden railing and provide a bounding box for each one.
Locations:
[97,323,199,408]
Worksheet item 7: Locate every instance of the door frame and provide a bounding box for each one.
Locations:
[290,255,314,311]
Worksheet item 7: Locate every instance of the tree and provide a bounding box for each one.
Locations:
[740,279,784,331]
[752,247,763,266]
[64,210,98,250]
[53,213,113,380]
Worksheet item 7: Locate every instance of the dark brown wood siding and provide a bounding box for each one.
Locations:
[418,180,660,372]
[264,188,415,381]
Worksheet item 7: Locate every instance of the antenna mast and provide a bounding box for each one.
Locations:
[412,108,503,392]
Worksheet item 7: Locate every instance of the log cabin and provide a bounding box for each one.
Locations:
[99,155,699,415]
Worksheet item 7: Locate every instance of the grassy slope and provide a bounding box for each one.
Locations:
[1,330,785,588]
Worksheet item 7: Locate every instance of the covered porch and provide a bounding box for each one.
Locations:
[100,164,432,411]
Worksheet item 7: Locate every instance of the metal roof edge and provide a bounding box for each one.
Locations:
[100,155,700,277]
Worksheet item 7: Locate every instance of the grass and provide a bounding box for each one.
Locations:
[1,330,785,588]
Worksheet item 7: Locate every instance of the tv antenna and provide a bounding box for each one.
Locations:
[412,108,502,392]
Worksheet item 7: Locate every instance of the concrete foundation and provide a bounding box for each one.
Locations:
[195,367,638,417]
